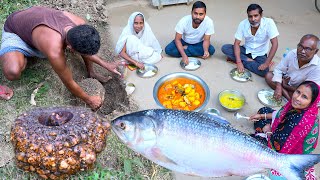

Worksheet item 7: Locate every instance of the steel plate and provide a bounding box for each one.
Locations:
[180,57,201,71]
[230,68,252,82]
[257,89,288,107]
[136,64,158,78]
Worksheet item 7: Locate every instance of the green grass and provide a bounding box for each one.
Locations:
[0,59,70,113]
[0,0,38,26]
[0,163,38,180]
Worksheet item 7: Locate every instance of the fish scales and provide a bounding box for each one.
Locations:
[112,109,320,179]
[153,110,276,174]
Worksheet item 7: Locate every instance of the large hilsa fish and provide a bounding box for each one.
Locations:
[111,109,320,179]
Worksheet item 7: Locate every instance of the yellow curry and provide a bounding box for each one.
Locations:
[158,77,205,111]
[219,92,244,109]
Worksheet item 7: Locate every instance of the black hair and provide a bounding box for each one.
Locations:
[192,1,206,13]
[247,4,263,14]
[298,81,319,104]
[66,25,101,55]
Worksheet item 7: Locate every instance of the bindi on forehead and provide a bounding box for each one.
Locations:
[300,85,313,95]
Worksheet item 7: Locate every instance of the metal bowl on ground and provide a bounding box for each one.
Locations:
[180,57,201,71]
[218,89,246,111]
[204,108,221,116]
[125,82,135,95]
[153,72,210,112]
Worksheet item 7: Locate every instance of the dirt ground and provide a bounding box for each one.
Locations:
[0,0,136,170]
[1,0,320,179]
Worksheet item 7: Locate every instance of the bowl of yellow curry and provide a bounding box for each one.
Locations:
[218,89,245,111]
[153,72,210,112]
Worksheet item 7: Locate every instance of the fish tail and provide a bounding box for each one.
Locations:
[278,154,320,180]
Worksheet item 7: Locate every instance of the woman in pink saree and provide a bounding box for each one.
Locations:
[249,81,320,180]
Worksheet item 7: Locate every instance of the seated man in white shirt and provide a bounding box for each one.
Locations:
[265,34,320,100]
[165,1,215,64]
[221,4,279,77]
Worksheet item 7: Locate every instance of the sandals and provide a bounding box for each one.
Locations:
[0,85,14,100]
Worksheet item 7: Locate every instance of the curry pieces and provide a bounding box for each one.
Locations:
[158,78,205,111]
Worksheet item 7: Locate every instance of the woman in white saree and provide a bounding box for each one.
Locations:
[115,12,162,69]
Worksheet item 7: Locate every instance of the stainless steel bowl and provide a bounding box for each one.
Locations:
[153,72,210,112]
[204,108,221,116]
[218,89,245,111]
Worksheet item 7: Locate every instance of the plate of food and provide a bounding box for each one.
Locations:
[257,89,288,107]
[136,64,158,78]
[230,68,252,82]
[180,57,201,71]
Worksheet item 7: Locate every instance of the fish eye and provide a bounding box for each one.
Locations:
[120,122,126,130]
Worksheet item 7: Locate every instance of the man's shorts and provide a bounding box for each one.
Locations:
[0,28,45,58]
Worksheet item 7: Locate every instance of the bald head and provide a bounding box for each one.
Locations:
[297,34,319,64]
[300,34,320,49]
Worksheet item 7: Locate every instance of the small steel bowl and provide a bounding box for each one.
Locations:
[218,89,245,111]
[125,82,135,95]
[204,108,221,116]
[153,72,210,112]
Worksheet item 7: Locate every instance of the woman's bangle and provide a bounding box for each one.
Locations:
[264,113,267,120]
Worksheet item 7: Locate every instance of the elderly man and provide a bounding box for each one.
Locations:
[221,4,279,77]
[164,1,215,64]
[265,34,320,100]
[0,6,121,109]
